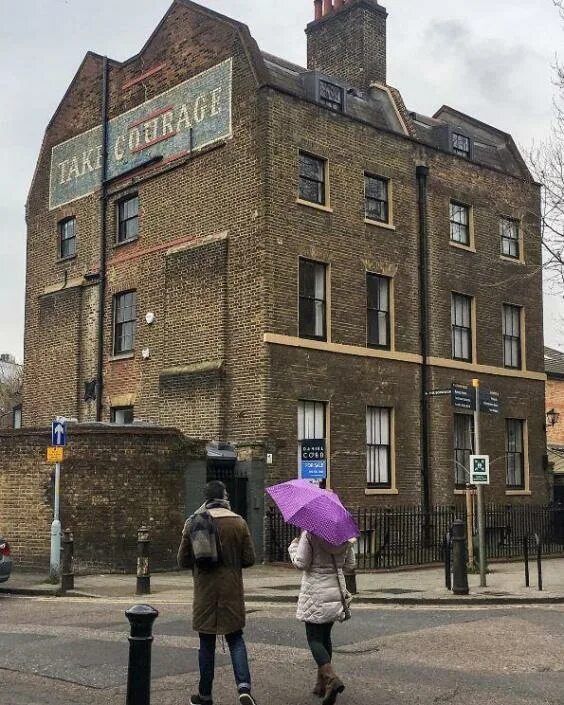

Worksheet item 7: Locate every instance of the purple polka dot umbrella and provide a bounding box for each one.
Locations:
[266,479,360,546]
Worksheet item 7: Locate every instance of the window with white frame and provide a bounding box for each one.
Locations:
[364,174,389,223]
[451,293,473,362]
[452,133,471,158]
[506,419,525,489]
[367,273,390,349]
[298,400,326,477]
[366,407,392,489]
[450,201,470,246]
[503,304,522,369]
[454,414,474,488]
[298,152,326,205]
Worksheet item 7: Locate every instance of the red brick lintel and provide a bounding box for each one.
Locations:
[122,63,166,91]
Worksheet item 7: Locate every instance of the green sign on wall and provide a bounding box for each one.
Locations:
[49,58,233,210]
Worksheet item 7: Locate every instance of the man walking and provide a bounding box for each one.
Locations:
[178,480,258,705]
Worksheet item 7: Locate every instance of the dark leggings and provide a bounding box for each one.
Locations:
[305,621,334,667]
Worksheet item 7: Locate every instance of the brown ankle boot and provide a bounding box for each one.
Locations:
[320,664,345,705]
[313,668,326,697]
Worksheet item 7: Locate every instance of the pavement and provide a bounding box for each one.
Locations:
[2,556,563,604]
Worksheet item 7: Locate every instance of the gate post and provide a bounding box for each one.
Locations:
[136,526,151,596]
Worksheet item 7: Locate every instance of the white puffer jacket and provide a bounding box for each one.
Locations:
[289,531,356,624]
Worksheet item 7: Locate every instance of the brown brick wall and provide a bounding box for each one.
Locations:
[547,378,564,445]
[0,426,202,572]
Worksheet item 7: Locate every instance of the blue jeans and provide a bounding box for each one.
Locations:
[198,630,251,698]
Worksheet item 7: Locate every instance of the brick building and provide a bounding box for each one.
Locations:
[545,346,564,501]
[24,0,548,518]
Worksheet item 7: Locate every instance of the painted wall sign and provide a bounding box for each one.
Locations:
[49,59,233,210]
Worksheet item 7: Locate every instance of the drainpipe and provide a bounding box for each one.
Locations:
[416,165,431,512]
[96,57,110,422]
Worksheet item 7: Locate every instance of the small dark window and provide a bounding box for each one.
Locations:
[299,259,326,340]
[117,195,139,243]
[454,414,474,488]
[450,202,470,246]
[501,218,520,259]
[299,152,326,206]
[366,407,392,489]
[451,293,473,362]
[59,218,76,259]
[367,274,391,349]
[503,304,522,369]
[113,291,137,355]
[452,132,470,158]
[506,419,525,489]
[319,80,343,111]
[111,406,134,424]
[364,174,389,223]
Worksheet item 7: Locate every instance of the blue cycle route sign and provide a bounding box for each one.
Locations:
[51,420,67,447]
[301,439,327,480]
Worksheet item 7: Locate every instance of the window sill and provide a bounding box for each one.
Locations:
[449,241,476,253]
[506,489,531,496]
[364,218,396,231]
[113,236,139,249]
[500,255,525,265]
[296,199,333,214]
[109,352,135,362]
[365,488,398,496]
[56,255,77,264]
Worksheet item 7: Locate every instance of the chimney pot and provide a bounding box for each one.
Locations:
[314,0,322,20]
[322,0,333,16]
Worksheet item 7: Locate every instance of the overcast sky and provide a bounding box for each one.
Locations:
[1,0,563,361]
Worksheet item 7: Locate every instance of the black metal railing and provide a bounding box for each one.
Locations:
[265,504,564,569]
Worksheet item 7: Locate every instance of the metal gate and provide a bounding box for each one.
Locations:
[206,443,248,519]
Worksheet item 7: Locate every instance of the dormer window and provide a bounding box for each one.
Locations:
[319,79,344,112]
[452,132,471,158]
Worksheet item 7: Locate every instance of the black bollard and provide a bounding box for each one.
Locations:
[125,605,159,705]
[136,526,151,596]
[451,519,469,596]
[61,528,75,593]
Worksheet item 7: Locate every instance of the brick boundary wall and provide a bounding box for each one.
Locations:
[0,425,205,573]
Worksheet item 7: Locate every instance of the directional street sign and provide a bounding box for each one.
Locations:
[470,455,490,485]
[51,420,67,447]
[479,389,501,415]
[47,446,64,464]
[301,439,327,480]
[451,383,476,411]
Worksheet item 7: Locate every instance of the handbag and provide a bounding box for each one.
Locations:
[331,555,353,622]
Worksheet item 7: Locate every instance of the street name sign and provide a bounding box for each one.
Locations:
[479,389,501,415]
[301,439,327,480]
[470,455,490,485]
[425,389,451,397]
[451,383,475,411]
[51,420,67,447]
[47,446,64,464]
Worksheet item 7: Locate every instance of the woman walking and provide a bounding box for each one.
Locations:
[289,531,356,704]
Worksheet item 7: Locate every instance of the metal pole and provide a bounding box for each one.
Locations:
[444,533,452,590]
[465,486,474,569]
[50,462,62,581]
[61,528,75,593]
[451,519,469,595]
[125,604,159,705]
[473,379,487,587]
[136,527,151,596]
[524,535,530,587]
[536,533,543,592]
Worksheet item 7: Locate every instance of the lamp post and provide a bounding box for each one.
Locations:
[546,408,560,428]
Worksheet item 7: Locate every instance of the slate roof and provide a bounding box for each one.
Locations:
[545,347,564,378]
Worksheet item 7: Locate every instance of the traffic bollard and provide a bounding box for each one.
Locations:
[451,519,469,596]
[61,528,74,593]
[125,604,159,705]
[136,526,151,596]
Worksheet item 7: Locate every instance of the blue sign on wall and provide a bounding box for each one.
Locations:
[301,439,327,480]
[49,59,233,210]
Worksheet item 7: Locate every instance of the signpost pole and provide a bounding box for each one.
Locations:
[50,461,62,581]
[473,379,487,587]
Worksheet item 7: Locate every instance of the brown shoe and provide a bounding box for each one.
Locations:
[320,664,345,705]
[313,668,326,697]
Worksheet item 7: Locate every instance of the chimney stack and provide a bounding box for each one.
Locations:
[306,0,388,89]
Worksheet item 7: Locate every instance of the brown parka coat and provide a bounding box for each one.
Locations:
[177,507,256,635]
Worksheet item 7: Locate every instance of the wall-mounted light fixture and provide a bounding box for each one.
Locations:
[546,408,561,428]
